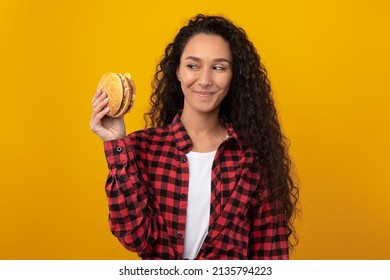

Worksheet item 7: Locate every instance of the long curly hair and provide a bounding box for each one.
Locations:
[144,14,300,251]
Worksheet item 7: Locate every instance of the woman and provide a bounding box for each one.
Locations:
[90,14,299,259]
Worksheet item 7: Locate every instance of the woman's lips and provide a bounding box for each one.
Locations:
[194,91,214,97]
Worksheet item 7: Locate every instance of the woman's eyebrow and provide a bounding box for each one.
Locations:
[184,56,231,64]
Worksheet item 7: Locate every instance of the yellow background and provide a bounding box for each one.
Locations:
[1,0,389,260]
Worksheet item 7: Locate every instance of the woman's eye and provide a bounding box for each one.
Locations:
[213,65,226,71]
[186,64,198,69]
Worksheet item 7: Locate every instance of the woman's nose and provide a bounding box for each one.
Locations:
[197,69,212,87]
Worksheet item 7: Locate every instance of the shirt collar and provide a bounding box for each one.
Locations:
[170,112,193,152]
[170,111,243,152]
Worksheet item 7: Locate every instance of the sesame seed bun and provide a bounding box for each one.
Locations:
[96,72,136,118]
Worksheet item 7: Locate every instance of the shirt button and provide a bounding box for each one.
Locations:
[180,193,186,199]
[119,176,128,183]
[180,157,186,163]
[116,146,123,153]
[176,233,182,239]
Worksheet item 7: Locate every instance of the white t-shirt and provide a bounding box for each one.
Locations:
[182,150,216,259]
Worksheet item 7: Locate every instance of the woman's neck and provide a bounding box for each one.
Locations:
[181,110,220,135]
[180,109,227,152]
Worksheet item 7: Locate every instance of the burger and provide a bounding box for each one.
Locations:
[96,72,136,118]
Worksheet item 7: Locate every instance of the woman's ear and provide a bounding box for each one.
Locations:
[176,68,181,81]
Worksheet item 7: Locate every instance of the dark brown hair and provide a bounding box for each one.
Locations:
[145,14,300,251]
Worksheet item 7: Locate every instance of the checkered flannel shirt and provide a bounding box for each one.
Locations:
[104,112,289,259]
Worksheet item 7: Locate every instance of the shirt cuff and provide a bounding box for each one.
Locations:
[104,138,129,168]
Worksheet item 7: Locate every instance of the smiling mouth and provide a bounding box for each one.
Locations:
[195,91,214,97]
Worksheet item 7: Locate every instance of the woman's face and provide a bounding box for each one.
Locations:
[177,33,233,115]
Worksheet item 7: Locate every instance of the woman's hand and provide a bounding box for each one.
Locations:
[90,90,126,142]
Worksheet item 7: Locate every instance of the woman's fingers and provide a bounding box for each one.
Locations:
[90,90,126,141]
[92,93,109,117]
[95,106,110,122]
[91,89,104,104]
[92,91,106,110]
[90,90,110,133]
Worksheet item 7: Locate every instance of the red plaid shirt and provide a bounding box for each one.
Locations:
[104,112,289,259]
